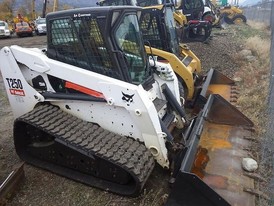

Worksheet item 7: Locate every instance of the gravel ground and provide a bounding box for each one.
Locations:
[0,25,272,206]
[187,29,242,78]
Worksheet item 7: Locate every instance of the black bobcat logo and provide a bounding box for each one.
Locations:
[122,92,134,105]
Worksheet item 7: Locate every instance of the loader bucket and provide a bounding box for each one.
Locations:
[194,68,238,109]
[166,94,255,206]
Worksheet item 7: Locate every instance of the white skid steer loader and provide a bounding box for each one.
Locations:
[0,6,255,206]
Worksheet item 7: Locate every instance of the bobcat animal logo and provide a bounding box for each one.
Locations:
[122,92,134,105]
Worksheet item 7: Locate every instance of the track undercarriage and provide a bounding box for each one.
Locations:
[14,104,155,196]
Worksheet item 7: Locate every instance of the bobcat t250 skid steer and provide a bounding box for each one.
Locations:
[0,6,255,206]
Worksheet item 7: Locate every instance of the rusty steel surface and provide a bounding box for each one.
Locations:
[0,163,25,205]
[207,84,237,102]
[192,121,255,206]
[199,69,238,104]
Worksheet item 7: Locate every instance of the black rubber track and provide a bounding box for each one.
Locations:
[13,104,155,196]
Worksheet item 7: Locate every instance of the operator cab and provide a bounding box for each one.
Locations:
[46,6,150,90]
[176,0,205,20]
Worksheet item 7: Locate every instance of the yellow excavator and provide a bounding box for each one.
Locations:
[0,5,255,206]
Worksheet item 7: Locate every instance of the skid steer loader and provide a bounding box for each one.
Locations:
[98,0,212,43]
[136,3,234,104]
[171,0,212,42]
[97,0,235,107]
[0,6,255,206]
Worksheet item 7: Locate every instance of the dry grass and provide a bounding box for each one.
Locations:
[247,20,270,31]
[232,23,273,206]
[234,29,271,134]
[246,36,271,60]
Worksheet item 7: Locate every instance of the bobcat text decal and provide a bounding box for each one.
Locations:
[5,78,25,96]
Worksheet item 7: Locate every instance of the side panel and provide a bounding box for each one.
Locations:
[0,47,43,118]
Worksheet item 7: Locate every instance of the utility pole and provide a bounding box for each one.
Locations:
[42,0,47,18]
[53,0,59,12]
[31,0,35,19]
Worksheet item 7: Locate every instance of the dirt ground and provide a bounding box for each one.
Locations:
[0,25,272,206]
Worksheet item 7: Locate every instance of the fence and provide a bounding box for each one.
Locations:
[257,2,274,205]
[242,2,274,205]
[266,3,274,205]
[242,1,272,26]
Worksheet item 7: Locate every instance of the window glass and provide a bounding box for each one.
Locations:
[37,19,46,24]
[16,22,29,27]
[49,17,120,79]
[140,12,163,50]
[115,14,148,84]
[164,7,180,54]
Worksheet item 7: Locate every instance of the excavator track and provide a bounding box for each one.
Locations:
[13,104,155,196]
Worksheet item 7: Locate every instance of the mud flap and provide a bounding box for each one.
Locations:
[166,95,255,206]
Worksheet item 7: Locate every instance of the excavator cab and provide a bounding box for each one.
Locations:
[0,6,255,206]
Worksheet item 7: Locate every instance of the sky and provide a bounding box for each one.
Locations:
[227,0,260,6]
[228,0,246,4]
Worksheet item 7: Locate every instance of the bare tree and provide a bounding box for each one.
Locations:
[0,0,16,20]
[17,6,28,17]
[24,0,32,14]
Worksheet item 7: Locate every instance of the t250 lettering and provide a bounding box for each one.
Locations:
[6,78,23,89]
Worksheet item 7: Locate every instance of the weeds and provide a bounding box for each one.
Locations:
[234,22,271,40]
[233,24,270,134]
[246,36,271,60]
[232,22,273,206]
